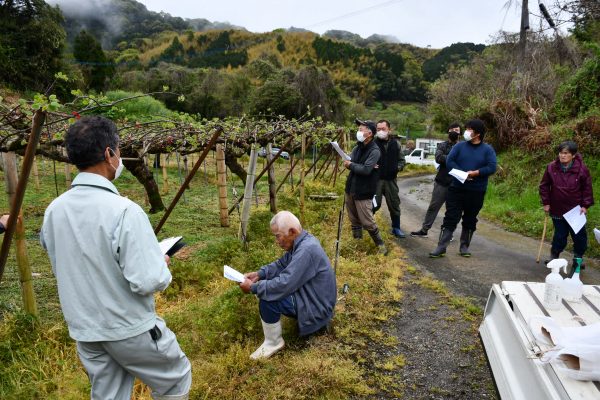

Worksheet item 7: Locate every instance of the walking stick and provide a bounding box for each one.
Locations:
[536,213,548,263]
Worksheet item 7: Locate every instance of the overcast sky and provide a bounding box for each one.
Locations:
[137,0,539,48]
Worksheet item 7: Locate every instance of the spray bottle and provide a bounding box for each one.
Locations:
[544,258,568,310]
[562,258,583,302]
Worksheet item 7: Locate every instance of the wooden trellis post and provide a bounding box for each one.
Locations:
[289,154,294,189]
[0,109,46,283]
[161,153,169,194]
[300,133,306,225]
[2,152,38,316]
[216,144,229,227]
[239,146,258,243]
[266,143,277,213]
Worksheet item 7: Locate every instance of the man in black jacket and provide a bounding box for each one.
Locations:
[0,214,8,234]
[344,119,387,255]
[411,123,460,237]
[373,120,406,238]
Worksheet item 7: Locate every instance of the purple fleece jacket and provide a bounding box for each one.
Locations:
[539,153,594,217]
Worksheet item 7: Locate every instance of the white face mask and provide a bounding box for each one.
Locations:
[376,130,389,140]
[463,130,473,141]
[356,130,366,142]
[108,149,124,180]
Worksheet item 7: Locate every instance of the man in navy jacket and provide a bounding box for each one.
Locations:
[429,119,497,258]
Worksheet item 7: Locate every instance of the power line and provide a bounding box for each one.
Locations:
[304,0,405,29]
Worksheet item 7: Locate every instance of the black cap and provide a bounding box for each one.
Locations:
[355,118,377,135]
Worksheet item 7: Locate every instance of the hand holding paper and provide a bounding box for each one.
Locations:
[449,168,469,184]
[330,141,351,161]
[224,265,246,283]
[563,205,587,234]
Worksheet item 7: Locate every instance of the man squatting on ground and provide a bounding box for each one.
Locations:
[411,123,461,238]
[41,116,191,400]
[429,119,497,258]
[343,119,388,255]
[373,119,407,238]
[239,211,337,359]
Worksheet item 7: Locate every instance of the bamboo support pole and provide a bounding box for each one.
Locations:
[300,133,306,225]
[32,156,40,190]
[266,143,277,213]
[154,129,222,235]
[3,152,37,315]
[0,109,46,283]
[65,163,72,188]
[239,146,258,243]
[216,144,229,227]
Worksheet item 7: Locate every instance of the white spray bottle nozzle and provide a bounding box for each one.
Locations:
[547,258,568,274]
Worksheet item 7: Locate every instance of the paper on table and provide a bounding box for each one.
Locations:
[159,236,183,255]
[563,205,587,234]
[330,141,351,161]
[449,168,469,184]
[224,265,246,283]
[594,228,600,244]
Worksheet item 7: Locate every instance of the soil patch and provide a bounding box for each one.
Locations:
[364,267,497,399]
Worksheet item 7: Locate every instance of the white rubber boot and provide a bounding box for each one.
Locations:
[250,320,285,360]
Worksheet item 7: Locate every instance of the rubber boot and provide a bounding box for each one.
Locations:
[390,215,406,238]
[352,226,363,239]
[250,320,285,360]
[429,228,454,258]
[568,257,585,278]
[368,228,388,255]
[459,229,474,257]
[544,249,561,265]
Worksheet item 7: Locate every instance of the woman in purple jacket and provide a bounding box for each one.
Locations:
[539,140,594,275]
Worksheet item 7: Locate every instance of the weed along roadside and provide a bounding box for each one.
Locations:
[0,156,495,399]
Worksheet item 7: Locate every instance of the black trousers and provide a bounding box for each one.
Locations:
[441,186,486,233]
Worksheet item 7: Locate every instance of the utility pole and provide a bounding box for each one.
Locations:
[519,0,530,62]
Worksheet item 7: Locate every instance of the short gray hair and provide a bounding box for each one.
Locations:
[270,211,302,232]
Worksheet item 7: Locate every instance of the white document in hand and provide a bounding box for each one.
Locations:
[594,228,600,244]
[449,168,469,184]
[158,236,183,255]
[563,205,587,234]
[330,141,351,161]
[224,265,246,283]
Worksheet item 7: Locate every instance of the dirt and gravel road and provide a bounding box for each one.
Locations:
[396,174,600,307]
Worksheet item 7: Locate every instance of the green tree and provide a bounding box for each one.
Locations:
[73,30,114,92]
[0,0,66,91]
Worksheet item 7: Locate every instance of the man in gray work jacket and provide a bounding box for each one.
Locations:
[41,116,191,400]
[240,211,336,359]
[344,119,387,255]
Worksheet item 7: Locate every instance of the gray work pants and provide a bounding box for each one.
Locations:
[77,317,191,400]
[345,193,378,232]
[421,181,449,232]
[373,179,401,220]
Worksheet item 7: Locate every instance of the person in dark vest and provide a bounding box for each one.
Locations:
[373,119,406,238]
[411,123,461,237]
[344,119,387,255]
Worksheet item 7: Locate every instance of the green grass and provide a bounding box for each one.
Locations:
[0,155,409,399]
